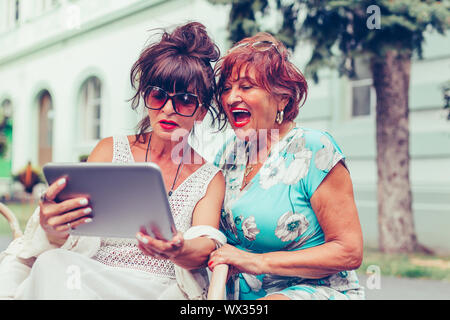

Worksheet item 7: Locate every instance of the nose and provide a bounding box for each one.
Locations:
[161,96,176,114]
[223,87,241,108]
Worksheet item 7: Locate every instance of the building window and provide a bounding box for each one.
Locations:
[2,0,19,30]
[0,99,12,123]
[350,57,375,117]
[0,99,13,161]
[79,77,102,142]
[14,0,20,23]
[37,0,59,14]
[38,90,53,166]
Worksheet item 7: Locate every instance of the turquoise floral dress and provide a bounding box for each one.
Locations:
[214,126,364,300]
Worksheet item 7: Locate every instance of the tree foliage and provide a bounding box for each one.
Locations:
[208,0,450,82]
[208,0,298,48]
[208,0,450,254]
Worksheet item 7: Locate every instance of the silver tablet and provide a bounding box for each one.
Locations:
[43,162,176,240]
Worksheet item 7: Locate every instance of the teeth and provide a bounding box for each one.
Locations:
[231,109,251,114]
[231,109,251,125]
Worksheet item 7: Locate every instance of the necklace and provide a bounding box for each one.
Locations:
[145,132,184,197]
[241,143,259,190]
[244,165,254,178]
[242,162,258,190]
[241,122,296,190]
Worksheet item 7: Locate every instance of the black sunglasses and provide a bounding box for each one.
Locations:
[143,86,201,117]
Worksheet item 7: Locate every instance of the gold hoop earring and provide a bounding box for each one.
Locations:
[276,110,284,125]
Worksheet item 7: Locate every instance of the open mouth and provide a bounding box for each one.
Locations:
[230,107,251,127]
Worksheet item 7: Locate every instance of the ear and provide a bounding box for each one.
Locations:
[278,96,290,112]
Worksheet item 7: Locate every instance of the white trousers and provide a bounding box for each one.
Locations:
[15,249,176,300]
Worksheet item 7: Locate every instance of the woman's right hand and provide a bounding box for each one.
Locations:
[39,177,93,246]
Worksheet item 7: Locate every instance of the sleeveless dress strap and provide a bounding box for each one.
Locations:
[112,135,134,163]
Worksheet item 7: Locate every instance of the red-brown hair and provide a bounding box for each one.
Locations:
[215,32,308,124]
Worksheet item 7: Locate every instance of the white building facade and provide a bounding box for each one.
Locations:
[0,0,229,173]
[0,0,449,252]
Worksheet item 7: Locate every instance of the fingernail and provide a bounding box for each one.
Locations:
[79,198,88,206]
[83,207,92,214]
[84,218,93,223]
[136,233,148,244]
[58,178,66,185]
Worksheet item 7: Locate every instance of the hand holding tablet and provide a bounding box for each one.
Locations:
[42,162,177,240]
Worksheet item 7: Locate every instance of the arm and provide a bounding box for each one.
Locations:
[137,171,225,270]
[209,162,363,278]
[171,171,225,269]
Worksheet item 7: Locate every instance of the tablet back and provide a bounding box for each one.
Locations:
[43,162,176,240]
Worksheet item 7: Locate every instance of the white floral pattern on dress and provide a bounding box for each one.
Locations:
[285,133,305,154]
[275,211,309,242]
[241,216,260,241]
[262,274,305,292]
[259,156,287,190]
[221,208,239,240]
[242,273,262,292]
[283,135,313,185]
[283,156,311,185]
[315,135,343,171]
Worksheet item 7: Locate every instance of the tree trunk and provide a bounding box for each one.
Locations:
[370,49,422,254]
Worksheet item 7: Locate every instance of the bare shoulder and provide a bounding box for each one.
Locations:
[126,134,143,146]
[191,168,225,226]
[127,134,149,154]
[312,161,353,200]
[310,161,356,216]
[210,169,225,187]
[87,137,114,162]
[205,169,225,197]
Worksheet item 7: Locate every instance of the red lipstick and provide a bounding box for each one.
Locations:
[159,119,178,130]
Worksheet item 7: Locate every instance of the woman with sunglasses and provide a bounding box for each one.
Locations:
[208,32,364,300]
[0,22,226,299]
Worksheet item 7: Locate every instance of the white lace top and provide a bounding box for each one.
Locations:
[91,135,220,279]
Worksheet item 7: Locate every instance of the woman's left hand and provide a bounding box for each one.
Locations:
[136,230,184,260]
[208,244,262,275]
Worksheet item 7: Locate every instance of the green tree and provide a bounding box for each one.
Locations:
[209,0,450,254]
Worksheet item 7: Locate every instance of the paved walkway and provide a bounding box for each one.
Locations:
[358,274,450,300]
[1,235,450,300]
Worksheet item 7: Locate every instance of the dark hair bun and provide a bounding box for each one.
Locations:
[163,22,220,63]
[129,22,223,139]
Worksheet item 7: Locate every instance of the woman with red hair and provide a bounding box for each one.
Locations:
[209,32,365,300]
